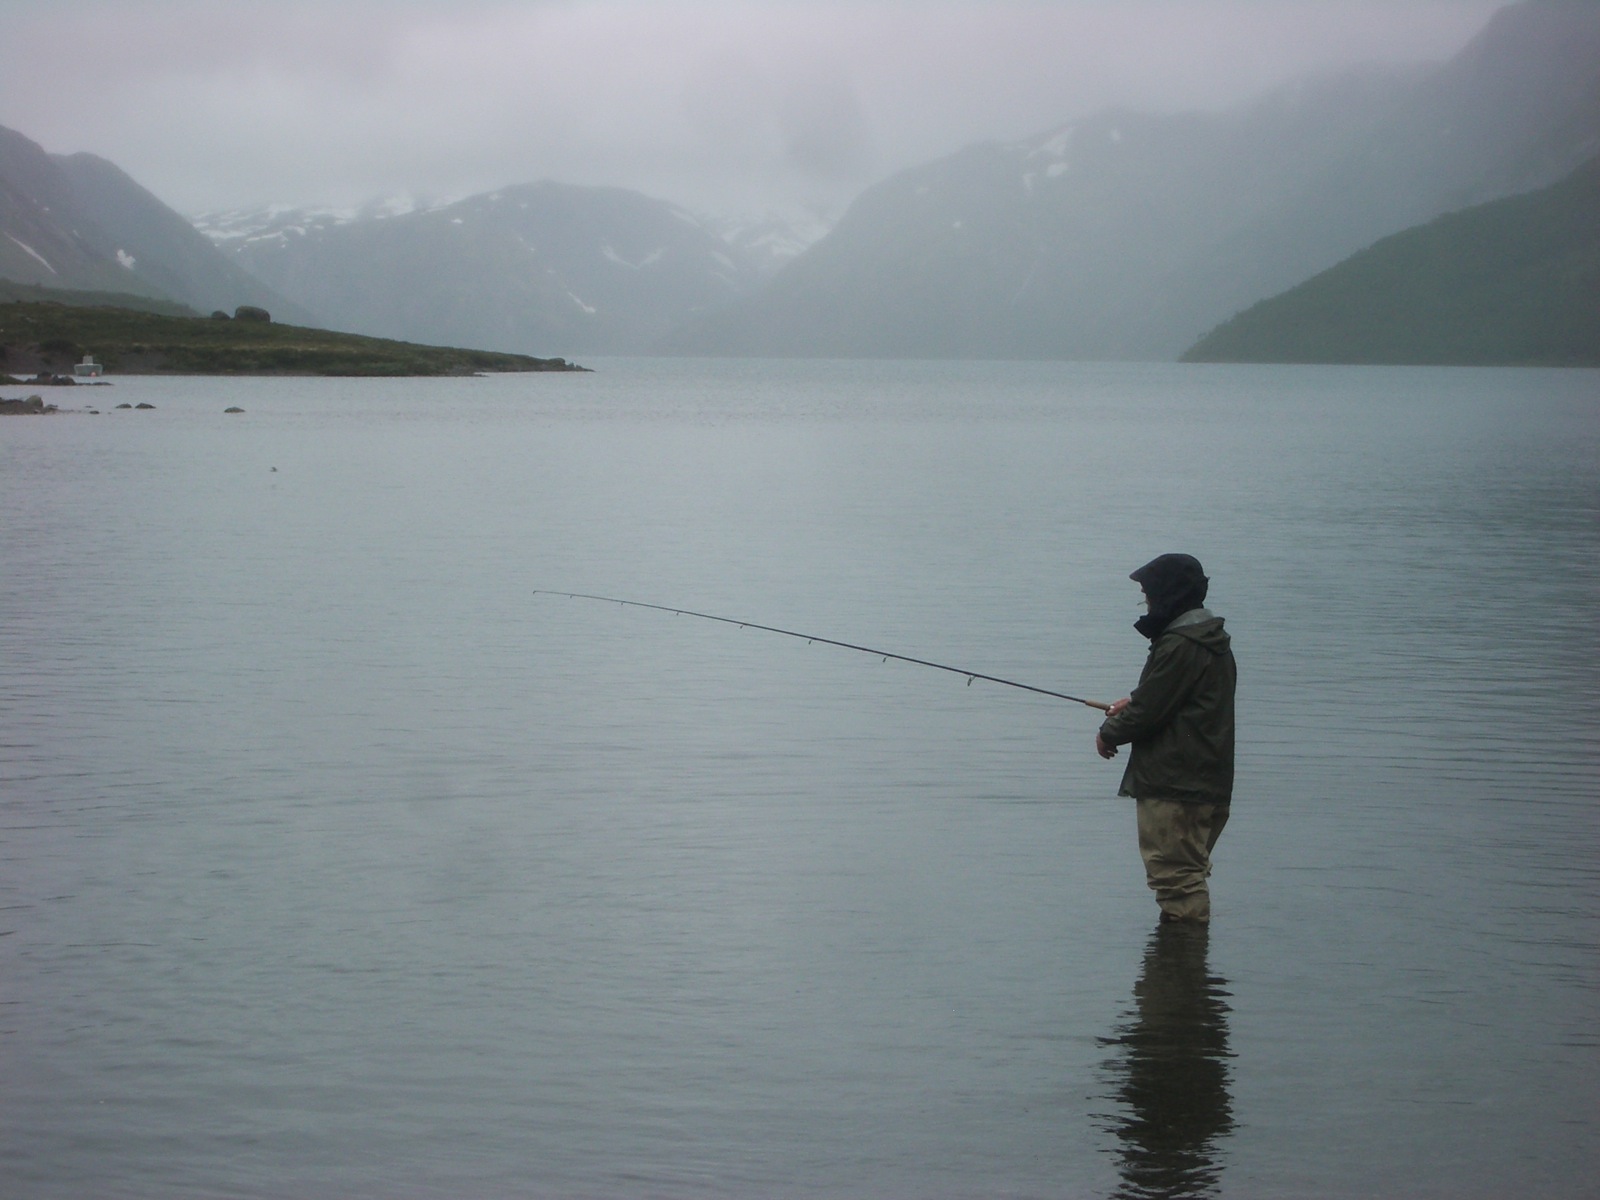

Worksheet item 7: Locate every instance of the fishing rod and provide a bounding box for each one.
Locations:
[534,590,1110,711]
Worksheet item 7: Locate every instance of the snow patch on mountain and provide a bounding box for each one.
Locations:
[1028,126,1075,159]
[7,234,55,273]
[706,206,833,277]
[603,244,666,270]
[191,194,448,248]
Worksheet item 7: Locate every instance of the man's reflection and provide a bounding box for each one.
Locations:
[1100,923,1235,1199]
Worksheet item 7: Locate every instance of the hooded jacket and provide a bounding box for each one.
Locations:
[1098,607,1236,806]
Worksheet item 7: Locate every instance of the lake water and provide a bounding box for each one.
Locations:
[2,359,1596,1198]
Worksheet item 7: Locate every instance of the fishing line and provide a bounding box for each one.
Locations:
[534,590,1109,711]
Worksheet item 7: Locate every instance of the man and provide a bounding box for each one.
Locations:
[1096,554,1236,923]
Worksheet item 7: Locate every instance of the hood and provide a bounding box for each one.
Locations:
[1130,553,1209,639]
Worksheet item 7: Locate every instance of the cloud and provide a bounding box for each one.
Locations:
[1,0,1503,217]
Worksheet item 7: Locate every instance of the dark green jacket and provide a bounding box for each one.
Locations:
[1098,607,1235,806]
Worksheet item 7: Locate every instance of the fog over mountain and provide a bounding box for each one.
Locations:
[4,1,1503,222]
[2,1,1592,362]
[663,0,1600,360]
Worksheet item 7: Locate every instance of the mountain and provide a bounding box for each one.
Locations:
[1181,154,1600,366]
[1,126,165,299]
[0,126,313,322]
[663,0,1600,360]
[199,185,816,357]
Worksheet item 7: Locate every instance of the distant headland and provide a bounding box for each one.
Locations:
[0,285,587,378]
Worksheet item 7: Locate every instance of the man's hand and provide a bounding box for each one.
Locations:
[1096,697,1131,759]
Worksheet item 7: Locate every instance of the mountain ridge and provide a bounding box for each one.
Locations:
[1181,153,1600,366]
[198,181,811,357]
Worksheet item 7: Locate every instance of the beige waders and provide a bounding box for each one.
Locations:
[1135,798,1229,923]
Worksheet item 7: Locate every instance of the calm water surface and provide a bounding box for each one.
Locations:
[2,360,1596,1198]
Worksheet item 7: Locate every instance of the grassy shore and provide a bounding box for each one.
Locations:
[0,290,584,377]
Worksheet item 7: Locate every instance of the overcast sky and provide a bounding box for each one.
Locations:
[3,0,1505,220]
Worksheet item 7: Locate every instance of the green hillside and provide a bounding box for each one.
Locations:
[1182,155,1600,367]
[0,279,201,317]
[0,291,584,377]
